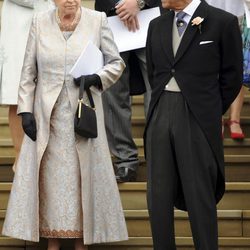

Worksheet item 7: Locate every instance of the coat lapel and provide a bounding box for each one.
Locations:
[174,1,209,64]
[160,11,175,64]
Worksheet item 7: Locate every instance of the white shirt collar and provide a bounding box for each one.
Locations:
[183,0,201,18]
[174,0,201,24]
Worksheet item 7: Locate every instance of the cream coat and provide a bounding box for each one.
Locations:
[0,0,54,105]
[2,8,128,244]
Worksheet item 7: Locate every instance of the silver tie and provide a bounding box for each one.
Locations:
[176,11,187,36]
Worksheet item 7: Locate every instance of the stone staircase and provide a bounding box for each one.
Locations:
[0,92,250,249]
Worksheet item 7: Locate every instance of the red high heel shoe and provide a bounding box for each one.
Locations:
[228,120,245,139]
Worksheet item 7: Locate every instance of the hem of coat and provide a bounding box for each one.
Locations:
[2,231,128,244]
[2,231,39,242]
[0,100,18,105]
[85,236,129,245]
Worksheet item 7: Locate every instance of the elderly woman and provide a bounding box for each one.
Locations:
[0,0,54,171]
[2,0,128,249]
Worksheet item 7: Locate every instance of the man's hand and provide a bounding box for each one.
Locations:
[123,16,139,32]
[116,0,140,23]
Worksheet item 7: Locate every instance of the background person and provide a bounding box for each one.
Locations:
[95,0,165,182]
[206,0,248,139]
[0,0,54,171]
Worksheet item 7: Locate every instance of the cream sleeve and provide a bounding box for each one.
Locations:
[9,0,34,8]
[17,15,38,114]
[96,12,125,91]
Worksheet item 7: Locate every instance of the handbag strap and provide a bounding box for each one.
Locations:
[79,77,95,109]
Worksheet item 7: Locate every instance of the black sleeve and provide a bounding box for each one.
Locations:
[146,21,154,88]
[95,0,118,15]
[219,16,243,114]
[145,0,161,7]
[145,0,168,14]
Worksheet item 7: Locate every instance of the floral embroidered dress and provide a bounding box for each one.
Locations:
[39,31,83,238]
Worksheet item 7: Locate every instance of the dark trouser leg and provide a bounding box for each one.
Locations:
[146,94,179,250]
[172,95,218,250]
[146,92,218,250]
[135,49,151,116]
[102,51,139,171]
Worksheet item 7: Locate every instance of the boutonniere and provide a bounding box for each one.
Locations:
[191,16,204,34]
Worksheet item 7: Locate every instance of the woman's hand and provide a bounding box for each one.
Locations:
[74,74,102,90]
[20,112,37,141]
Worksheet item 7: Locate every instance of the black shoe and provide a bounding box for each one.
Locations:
[116,167,137,183]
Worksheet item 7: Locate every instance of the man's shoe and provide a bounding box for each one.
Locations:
[116,167,137,183]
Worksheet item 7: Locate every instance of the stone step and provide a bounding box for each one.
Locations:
[131,94,250,117]
[1,94,249,119]
[1,182,250,211]
[133,138,250,155]
[1,154,250,182]
[131,116,250,138]
[132,155,250,165]
[0,209,246,238]
[119,182,250,210]
[223,139,250,155]
[1,236,250,250]
[124,210,245,237]
[1,156,250,182]
[0,117,10,140]
[0,107,8,117]
[243,210,250,237]
[1,116,250,141]
[1,137,250,155]
[135,157,250,182]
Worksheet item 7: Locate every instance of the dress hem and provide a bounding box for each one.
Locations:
[40,229,83,238]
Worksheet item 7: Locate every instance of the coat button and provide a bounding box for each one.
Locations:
[171,68,175,73]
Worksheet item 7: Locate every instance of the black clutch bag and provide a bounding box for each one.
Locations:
[74,77,98,138]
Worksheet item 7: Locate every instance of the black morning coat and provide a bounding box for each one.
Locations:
[144,1,243,210]
[95,0,167,95]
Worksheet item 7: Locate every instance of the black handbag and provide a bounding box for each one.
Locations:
[74,77,98,138]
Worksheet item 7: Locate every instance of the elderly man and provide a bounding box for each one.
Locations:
[145,0,243,249]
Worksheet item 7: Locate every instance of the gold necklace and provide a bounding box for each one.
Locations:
[56,8,81,31]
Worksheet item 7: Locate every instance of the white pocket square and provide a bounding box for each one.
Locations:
[199,41,214,45]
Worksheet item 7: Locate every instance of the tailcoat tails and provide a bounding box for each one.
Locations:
[145,1,243,210]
